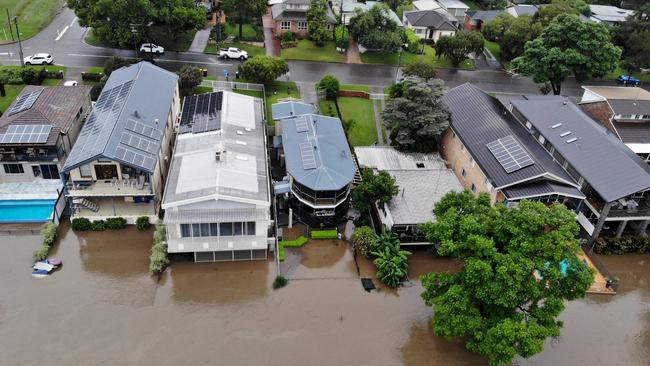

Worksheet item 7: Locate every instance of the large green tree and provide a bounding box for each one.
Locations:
[420,191,594,366]
[476,0,507,9]
[69,0,204,47]
[239,56,289,84]
[306,0,331,46]
[483,14,543,61]
[532,1,579,26]
[381,77,450,152]
[348,4,405,52]
[434,32,485,68]
[220,0,266,39]
[512,14,621,95]
[352,169,399,212]
[615,4,650,70]
[403,61,437,81]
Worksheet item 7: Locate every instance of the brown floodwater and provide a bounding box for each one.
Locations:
[0,221,648,366]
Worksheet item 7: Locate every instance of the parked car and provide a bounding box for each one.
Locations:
[618,75,640,86]
[24,53,53,65]
[218,47,249,60]
[139,43,164,54]
[63,80,78,86]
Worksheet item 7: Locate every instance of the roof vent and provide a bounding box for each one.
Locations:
[566,137,578,144]
[551,123,562,129]
[236,130,243,135]
[215,151,222,161]
[133,110,140,118]
[560,131,572,137]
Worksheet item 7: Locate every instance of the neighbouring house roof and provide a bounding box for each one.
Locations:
[0,85,91,147]
[273,1,337,23]
[62,61,178,174]
[343,0,403,25]
[502,181,585,201]
[280,113,356,191]
[442,83,577,190]
[579,101,618,136]
[465,9,501,22]
[354,146,463,226]
[412,0,442,11]
[615,123,650,144]
[510,97,650,202]
[608,100,650,117]
[581,86,650,116]
[272,100,317,120]
[582,86,650,102]
[162,91,269,209]
[506,5,538,17]
[436,0,469,10]
[589,4,634,23]
[404,10,458,30]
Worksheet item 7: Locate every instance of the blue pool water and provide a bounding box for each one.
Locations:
[0,199,56,223]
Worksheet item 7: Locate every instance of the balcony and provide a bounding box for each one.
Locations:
[0,152,59,162]
[608,197,650,218]
[67,178,153,197]
[291,186,349,207]
[71,197,156,223]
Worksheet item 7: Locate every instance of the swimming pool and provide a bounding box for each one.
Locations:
[0,199,56,223]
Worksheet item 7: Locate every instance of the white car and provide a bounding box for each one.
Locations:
[218,47,249,60]
[24,53,53,65]
[63,80,78,86]
[140,43,164,54]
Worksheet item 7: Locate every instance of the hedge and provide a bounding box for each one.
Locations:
[593,235,650,255]
[91,220,106,231]
[149,222,169,275]
[311,229,338,240]
[71,217,92,231]
[81,72,104,82]
[277,236,308,261]
[105,217,127,229]
[34,222,58,260]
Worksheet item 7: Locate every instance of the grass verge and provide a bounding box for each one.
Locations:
[361,45,475,70]
[340,84,370,92]
[605,64,650,83]
[311,230,338,239]
[281,40,345,63]
[224,23,257,39]
[0,0,64,44]
[204,42,266,58]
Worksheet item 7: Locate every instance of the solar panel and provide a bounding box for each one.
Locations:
[0,124,51,144]
[486,135,534,174]
[114,145,156,171]
[179,92,223,134]
[294,115,309,132]
[7,89,44,116]
[299,141,317,170]
[120,132,158,154]
[125,119,162,140]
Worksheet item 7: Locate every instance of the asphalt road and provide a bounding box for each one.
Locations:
[0,7,617,96]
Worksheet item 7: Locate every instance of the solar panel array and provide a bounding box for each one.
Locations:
[294,115,309,133]
[120,132,158,154]
[0,124,51,144]
[114,146,156,171]
[64,80,135,169]
[7,89,44,116]
[486,135,534,174]
[299,141,317,170]
[125,119,163,140]
[179,92,223,134]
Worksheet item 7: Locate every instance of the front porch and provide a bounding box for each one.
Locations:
[67,179,154,197]
[71,197,157,224]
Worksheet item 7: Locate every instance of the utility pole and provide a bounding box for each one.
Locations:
[13,16,23,67]
[130,23,140,59]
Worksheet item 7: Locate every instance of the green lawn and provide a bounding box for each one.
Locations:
[340,84,370,92]
[605,63,650,83]
[85,66,104,74]
[0,84,25,112]
[281,40,346,63]
[361,45,475,70]
[192,85,213,95]
[319,99,337,118]
[86,25,198,51]
[223,23,257,39]
[337,97,378,146]
[204,42,266,58]
[484,41,501,61]
[265,81,299,123]
[0,65,66,73]
[0,0,64,44]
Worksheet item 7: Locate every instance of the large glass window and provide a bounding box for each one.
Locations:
[246,222,256,235]
[181,224,191,238]
[3,163,24,174]
[192,223,201,237]
[40,164,60,179]
[234,222,243,235]
[220,222,233,236]
[281,21,291,30]
[210,223,219,236]
[200,223,210,237]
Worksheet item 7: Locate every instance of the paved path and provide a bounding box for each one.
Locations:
[346,38,361,64]
[262,11,279,56]
[189,27,212,53]
[296,81,318,106]
[370,86,386,145]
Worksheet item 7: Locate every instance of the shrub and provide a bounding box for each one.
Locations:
[272,275,288,289]
[71,217,92,231]
[90,85,102,101]
[0,69,23,84]
[311,229,338,239]
[317,75,340,100]
[45,70,64,79]
[153,223,167,243]
[20,68,47,85]
[149,242,169,274]
[91,219,106,231]
[105,217,127,230]
[278,242,286,261]
[34,245,50,261]
[387,82,405,98]
[240,56,289,84]
[593,235,650,255]
[405,29,420,53]
[281,31,296,42]
[81,72,103,82]
[371,232,410,288]
[335,26,349,50]
[281,236,308,247]
[351,226,378,258]
[34,222,58,260]
[136,216,151,231]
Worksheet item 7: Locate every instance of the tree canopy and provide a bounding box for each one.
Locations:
[317,75,340,99]
[352,169,399,212]
[403,61,437,81]
[512,14,621,95]
[306,0,332,46]
[349,4,405,52]
[434,32,485,68]
[220,0,267,39]
[69,0,205,47]
[239,56,289,84]
[483,14,543,61]
[381,77,450,152]
[475,0,507,9]
[177,65,203,97]
[615,4,650,70]
[420,191,594,366]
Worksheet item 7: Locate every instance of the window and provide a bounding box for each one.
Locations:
[246,222,256,235]
[220,222,233,236]
[538,135,545,144]
[32,165,41,177]
[3,163,24,174]
[297,21,307,30]
[181,224,191,238]
[471,183,477,193]
[200,223,210,237]
[484,178,492,191]
[281,21,291,30]
[210,223,219,236]
[79,164,92,178]
[40,164,60,179]
[525,121,532,129]
[461,168,466,178]
[234,222,243,235]
[192,223,201,237]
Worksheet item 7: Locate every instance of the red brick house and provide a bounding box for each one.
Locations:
[271,0,337,37]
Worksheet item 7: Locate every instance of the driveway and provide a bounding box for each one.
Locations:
[262,10,279,56]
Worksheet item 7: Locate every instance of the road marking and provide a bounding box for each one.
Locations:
[55,26,69,41]
[70,17,78,28]
[66,53,232,66]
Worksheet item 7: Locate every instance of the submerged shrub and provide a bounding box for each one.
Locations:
[136,216,151,231]
[149,221,169,275]
[105,217,127,229]
[273,275,288,289]
[91,219,106,231]
[71,217,92,231]
[34,222,59,260]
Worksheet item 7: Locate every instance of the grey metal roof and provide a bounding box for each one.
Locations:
[62,62,178,174]
[272,101,317,120]
[404,10,457,30]
[502,181,585,200]
[615,123,650,144]
[608,100,650,116]
[442,83,576,189]
[465,10,501,22]
[511,97,650,202]
[437,0,469,9]
[281,114,356,191]
[507,5,538,17]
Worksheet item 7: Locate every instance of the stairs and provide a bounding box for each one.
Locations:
[351,152,363,186]
[72,198,99,212]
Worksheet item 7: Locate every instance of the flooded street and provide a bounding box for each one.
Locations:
[0,221,648,366]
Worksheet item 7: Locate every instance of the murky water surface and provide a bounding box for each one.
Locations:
[0,222,648,365]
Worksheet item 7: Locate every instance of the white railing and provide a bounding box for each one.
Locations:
[201,80,265,92]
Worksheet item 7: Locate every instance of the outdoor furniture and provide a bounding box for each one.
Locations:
[111,177,118,186]
[136,175,145,190]
[122,174,130,187]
